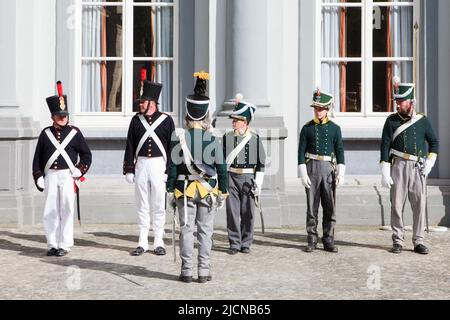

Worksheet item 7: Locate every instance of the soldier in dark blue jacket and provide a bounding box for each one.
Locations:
[32,81,92,257]
[123,68,176,257]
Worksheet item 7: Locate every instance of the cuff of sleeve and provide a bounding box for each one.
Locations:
[123,162,135,175]
[76,163,90,175]
[428,153,438,161]
[33,171,44,181]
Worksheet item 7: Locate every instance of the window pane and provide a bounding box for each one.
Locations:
[81,61,123,112]
[322,3,361,58]
[373,61,413,113]
[82,6,123,57]
[373,5,413,57]
[133,61,173,112]
[134,6,174,57]
[322,61,361,113]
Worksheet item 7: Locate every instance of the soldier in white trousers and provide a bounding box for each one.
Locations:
[124,68,176,256]
[32,81,92,257]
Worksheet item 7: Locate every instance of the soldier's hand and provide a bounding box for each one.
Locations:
[216,192,226,210]
[336,176,345,188]
[424,153,437,177]
[336,164,346,188]
[72,168,82,179]
[380,162,394,189]
[36,177,45,192]
[125,173,135,184]
[166,192,176,213]
[299,164,312,189]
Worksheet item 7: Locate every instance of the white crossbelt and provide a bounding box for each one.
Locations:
[229,167,255,174]
[305,152,333,162]
[179,131,218,226]
[136,114,168,161]
[392,114,424,142]
[390,149,423,162]
[226,133,253,169]
[179,131,217,192]
[44,128,78,175]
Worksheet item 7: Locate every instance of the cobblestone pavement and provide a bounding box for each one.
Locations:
[0,224,449,300]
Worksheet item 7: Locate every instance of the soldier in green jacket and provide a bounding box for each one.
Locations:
[223,94,266,255]
[380,77,438,255]
[298,89,345,253]
[166,72,228,283]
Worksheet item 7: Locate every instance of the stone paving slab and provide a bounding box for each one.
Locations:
[0,224,449,300]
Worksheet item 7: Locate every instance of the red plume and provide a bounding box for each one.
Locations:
[141,67,147,82]
[57,81,63,97]
[316,87,321,96]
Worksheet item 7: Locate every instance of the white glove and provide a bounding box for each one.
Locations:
[299,164,312,189]
[163,173,168,183]
[336,164,346,188]
[216,192,226,210]
[166,192,176,213]
[380,162,394,189]
[424,153,437,177]
[125,173,135,184]
[72,168,82,179]
[37,177,45,190]
[255,172,264,196]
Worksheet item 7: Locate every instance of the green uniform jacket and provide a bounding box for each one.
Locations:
[166,128,228,194]
[380,113,439,163]
[223,130,266,173]
[298,118,345,165]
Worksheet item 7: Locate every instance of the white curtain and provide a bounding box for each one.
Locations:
[392,1,413,81]
[321,0,341,111]
[81,4,102,112]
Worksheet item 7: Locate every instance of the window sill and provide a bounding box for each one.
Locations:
[73,113,179,139]
[331,115,387,140]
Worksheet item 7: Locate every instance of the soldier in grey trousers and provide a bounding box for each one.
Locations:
[226,173,256,253]
[165,72,228,283]
[390,158,427,249]
[305,160,336,247]
[223,94,266,255]
[176,193,216,280]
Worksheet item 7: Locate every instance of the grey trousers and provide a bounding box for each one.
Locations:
[226,173,256,250]
[305,160,336,244]
[391,158,426,246]
[176,191,215,277]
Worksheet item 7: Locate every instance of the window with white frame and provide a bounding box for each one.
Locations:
[318,0,417,115]
[77,0,177,116]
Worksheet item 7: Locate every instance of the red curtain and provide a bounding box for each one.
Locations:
[101,7,107,112]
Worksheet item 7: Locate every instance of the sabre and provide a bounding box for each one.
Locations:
[74,177,85,226]
[425,178,430,234]
[166,193,177,263]
[251,179,265,234]
[172,207,177,263]
[417,159,430,233]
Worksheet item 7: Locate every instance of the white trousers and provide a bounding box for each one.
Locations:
[135,157,166,251]
[43,169,75,250]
